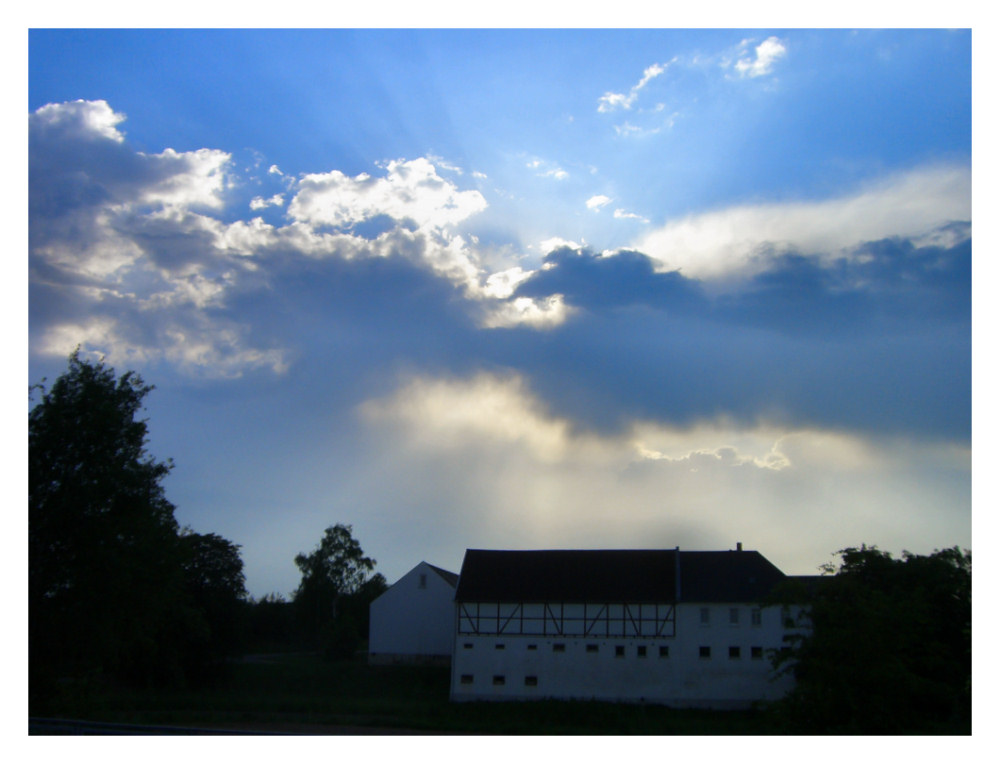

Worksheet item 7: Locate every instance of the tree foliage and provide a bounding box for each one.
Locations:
[293,524,384,655]
[29,352,247,704]
[770,545,971,734]
[179,531,249,669]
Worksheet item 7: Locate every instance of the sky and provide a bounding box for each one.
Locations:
[27,27,972,599]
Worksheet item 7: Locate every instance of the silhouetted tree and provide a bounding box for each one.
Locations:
[29,351,191,699]
[293,524,380,655]
[770,545,971,734]
[179,530,249,673]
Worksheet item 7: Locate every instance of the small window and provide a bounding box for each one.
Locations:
[751,608,762,626]
[615,645,625,658]
[729,646,741,659]
[751,646,763,660]
[524,675,538,687]
[700,607,710,625]
[586,644,599,653]
[729,608,740,625]
[553,643,566,653]
[463,642,473,650]
[492,675,505,686]
[495,643,505,650]
[659,645,670,658]
[418,573,427,589]
[637,645,647,658]
[460,674,473,684]
[699,646,711,659]
[527,644,538,651]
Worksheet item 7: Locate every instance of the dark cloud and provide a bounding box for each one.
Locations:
[492,236,970,441]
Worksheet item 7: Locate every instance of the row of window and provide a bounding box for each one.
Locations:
[462,642,766,659]
[459,674,538,686]
[699,607,764,626]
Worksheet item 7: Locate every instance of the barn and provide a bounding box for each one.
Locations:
[368,561,459,665]
[449,547,801,708]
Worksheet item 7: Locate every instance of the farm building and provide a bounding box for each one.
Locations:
[449,547,803,708]
[368,561,459,665]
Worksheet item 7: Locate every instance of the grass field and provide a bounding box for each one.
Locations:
[34,652,785,735]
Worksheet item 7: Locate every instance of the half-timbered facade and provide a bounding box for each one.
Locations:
[449,548,798,708]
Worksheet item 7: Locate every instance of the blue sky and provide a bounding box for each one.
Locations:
[28,28,971,598]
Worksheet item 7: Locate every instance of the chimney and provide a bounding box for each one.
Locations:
[736,542,743,552]
[674,545,681,603]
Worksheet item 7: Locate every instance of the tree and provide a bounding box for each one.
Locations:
[30,351,191,696]
[179,531,249,672]
[293,524,381,654]
[769,545,971,734]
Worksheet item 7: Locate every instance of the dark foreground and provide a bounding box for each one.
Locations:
[31,652,786,735]
[30,652,970,735]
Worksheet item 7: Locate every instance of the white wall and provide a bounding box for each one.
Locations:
[369,562,456,662]
[450,602,797,708]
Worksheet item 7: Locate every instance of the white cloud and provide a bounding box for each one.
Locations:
[249,193,284,210]
[613,208,649,223]
[586,194,613,210]
[598,62,667,112]
[288,157,487,232]
[633,163,971,282]
[479,294,574,330]
[268,164,283,175]
[482,266,534,299]
[734,36,787,78]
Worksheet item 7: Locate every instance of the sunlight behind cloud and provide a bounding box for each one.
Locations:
[633,164,970,283]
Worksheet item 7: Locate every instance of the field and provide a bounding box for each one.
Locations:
[32,652,783,735]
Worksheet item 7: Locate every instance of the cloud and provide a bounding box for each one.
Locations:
[287,157,487,232]
[614,208,649,223]
[598,62,667,112]
[632,164,971,283]
[734,36,787,78]
[353,370,969,577]
[250,193,284,210]
[586,194,612,210]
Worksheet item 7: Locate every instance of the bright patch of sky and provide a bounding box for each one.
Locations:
[28,28,972,597]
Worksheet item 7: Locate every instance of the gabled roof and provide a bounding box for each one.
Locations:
[454,548,786,604]
[425,562,459,588]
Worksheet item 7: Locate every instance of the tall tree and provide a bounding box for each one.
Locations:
[179,531,249,671]
[30,351,189,695]
[770,545,971,734]
[293,524,380,653]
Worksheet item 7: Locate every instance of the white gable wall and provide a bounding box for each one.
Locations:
[369,562,456,663]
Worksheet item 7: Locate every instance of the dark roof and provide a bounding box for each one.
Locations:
[454,548,787,604]
[426,562,459,588]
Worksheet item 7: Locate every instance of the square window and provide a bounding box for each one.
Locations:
[586,644,599,653]
[637,645,647,658]
[527,644,538,651]
[729,608,740,625]
[751,608,762,626]
[495,643,505,650]
[659,645,670,658]
[463,642,473,649]
[524,675,538,687]
[493,675,505,686]
[751,646,763,660]
[460,674,473,684]
[700,607,710,625]
[699,646,711,659]
[615,645,625,657]
[729,646,741,659]
[553,643,566,653]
